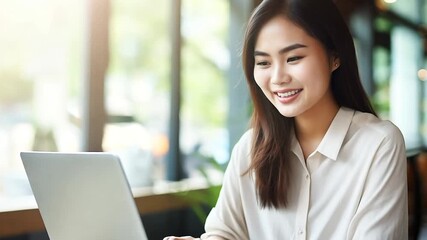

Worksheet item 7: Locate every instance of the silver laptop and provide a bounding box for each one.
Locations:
[20,151,148,240]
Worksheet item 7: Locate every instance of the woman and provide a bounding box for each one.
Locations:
[165,0,407,239]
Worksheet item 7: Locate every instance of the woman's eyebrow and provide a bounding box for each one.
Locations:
[254,43,307,56]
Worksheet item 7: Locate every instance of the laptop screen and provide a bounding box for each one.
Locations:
[21,151,148,240]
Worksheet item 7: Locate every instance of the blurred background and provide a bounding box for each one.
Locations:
[0,0,426,239]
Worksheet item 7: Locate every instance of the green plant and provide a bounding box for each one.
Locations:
[177,155,225,223]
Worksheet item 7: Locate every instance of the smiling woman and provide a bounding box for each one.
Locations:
[253,15,341,160]
[253,16,339,121]
[165,0,408,239]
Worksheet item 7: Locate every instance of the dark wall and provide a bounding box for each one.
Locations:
[0,208,205,240]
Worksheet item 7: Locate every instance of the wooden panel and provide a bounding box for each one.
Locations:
[0,208,45,237]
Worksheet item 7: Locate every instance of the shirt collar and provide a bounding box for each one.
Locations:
[316,107,354,160]
[291,128,304,161]
[291,107,354,161]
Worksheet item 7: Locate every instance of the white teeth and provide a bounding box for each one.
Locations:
[277,90,300,98]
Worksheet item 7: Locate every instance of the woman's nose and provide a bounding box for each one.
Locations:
[271,65,290,85]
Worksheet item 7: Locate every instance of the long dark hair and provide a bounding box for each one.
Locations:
[242,0,376,208]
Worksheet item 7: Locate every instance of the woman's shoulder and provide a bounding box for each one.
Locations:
[351,110,404,143]
[238,129,254,142]
[228,129,253,169]
[232,129,253,153]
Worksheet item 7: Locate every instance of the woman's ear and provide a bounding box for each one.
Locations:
[331,57,340,72]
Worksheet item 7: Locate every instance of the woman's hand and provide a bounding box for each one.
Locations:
[163,236,199,240]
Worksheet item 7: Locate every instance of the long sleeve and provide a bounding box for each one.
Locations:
[201,132,250,240]
[346,125,408,240]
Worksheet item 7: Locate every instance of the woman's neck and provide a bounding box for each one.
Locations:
[294,101,339,159]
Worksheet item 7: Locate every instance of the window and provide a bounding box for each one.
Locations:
[0,0,252,198]
[0,0,84,197]
[104,0,171,187]
[180,0,230,175]
[372,0,427,149]
[104,0,232,186]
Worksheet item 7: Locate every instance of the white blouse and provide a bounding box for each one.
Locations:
[201,107,408,240]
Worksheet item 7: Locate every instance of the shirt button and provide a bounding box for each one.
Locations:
[305,174,309,180]
[299,229,304,235]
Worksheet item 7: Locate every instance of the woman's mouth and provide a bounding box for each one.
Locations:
[276,89,302,98]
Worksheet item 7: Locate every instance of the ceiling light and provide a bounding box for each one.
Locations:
[418,69,427,81]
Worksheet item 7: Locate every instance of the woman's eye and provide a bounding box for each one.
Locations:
[287,56,303,63]
[256,61,269,66]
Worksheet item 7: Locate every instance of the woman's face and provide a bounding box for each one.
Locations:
[253,15,339,119]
